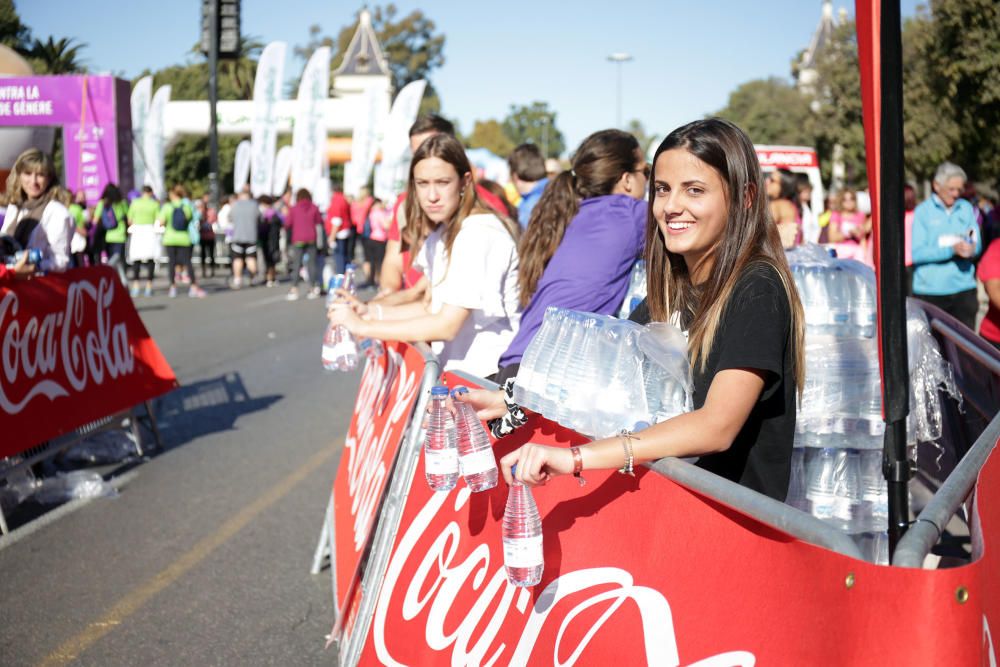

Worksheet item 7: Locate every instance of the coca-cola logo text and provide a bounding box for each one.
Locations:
[371,486,756,666]
[1,277,134,415]
[345,346,418,552]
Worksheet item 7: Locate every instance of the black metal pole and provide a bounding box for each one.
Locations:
[879,0,912,553]
[207,0,220,212]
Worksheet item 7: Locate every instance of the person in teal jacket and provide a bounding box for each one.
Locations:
[911,161,981,329]
[92,183,129,282]
[158,184,206,298]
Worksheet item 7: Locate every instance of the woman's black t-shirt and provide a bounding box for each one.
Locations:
[629,263,796,500]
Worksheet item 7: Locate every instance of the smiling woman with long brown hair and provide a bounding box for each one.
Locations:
[462,119,805,501]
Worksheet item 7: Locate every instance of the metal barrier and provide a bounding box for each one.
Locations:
[891,303,1000,568]
[0,400,162,535]
[336,342,439,666]
[647,457,864,559]
[451,372,864,559]
[894,411,1000,568]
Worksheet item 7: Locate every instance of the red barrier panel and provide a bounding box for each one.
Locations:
[331,342,429,625]
[347,372,998,665]
[0,266,177,458]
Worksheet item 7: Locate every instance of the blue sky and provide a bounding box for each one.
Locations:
[19,0,924,154]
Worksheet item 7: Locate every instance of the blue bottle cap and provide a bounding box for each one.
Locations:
[431,386,449,397]
[450,386,469,398]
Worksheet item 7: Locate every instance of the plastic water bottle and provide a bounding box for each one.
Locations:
[805,447,839,523]
[859,449,887,532]
[424,386,458,491]
[451,387,498,492]
[345,263,358,293]
[785,447,808,512]
[502,464,543,587]
[514,308,565,412]
[5,248,41,267]
[321,274,358,372]
[358,337,384,361]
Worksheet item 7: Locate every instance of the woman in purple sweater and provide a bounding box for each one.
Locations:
[284,188,323,300]
[494,129,648,381]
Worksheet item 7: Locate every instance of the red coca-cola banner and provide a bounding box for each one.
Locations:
[332,341,428,624]
[350,372,998,665]
[0,266,177,459]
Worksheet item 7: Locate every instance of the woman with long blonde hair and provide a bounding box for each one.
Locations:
[464,119,805,501]
[328,134,520,378]
[1,148,73,272]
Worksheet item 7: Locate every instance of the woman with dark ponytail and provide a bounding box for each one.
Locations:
[495,129,648,381]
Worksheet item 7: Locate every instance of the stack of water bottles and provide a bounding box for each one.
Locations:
[512,308,690,439]
[784,244,958,564]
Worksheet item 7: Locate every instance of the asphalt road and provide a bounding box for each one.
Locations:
[0,275,361,666]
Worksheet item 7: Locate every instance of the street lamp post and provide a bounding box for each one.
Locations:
[607,52,633,128]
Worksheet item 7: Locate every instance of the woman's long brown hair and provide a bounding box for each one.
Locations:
[402,134,517,279]
[516,129,639,308]
[644,118,805,393]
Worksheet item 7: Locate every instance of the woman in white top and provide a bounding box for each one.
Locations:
[1,148,73,272]
[328,133,520,378]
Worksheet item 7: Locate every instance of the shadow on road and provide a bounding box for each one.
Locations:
[152,373,282,451]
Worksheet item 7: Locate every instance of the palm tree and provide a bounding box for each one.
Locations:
[29,36,87,74]
[195,34,264,100]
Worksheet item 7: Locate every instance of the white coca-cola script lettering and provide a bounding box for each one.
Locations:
[371,486,757,666]
[0,277,134,415]
[985,615,998,667]
[345,347,418,552]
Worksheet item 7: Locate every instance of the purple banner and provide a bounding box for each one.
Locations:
[0,75,133,203]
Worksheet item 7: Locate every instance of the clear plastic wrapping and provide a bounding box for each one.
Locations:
[514,308,691,438]
[784,245,961,561]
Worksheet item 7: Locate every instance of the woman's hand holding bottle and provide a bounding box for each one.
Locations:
[499,443,574,488]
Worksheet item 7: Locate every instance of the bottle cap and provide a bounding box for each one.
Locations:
[450,386,469,398]
[430,385,449,397]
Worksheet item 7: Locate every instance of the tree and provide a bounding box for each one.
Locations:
[139,34,262,102]
[293,23,334,64]
[467,119,514,157]
[217,35,264,99]
[165,135,241,198]
[900,12,960,183]
[625,119,656,156]
[807,21,868,187]
[0,0,32,53]
[501,102,565,158]
[914,0,1000,184]
[333,5,445,92]
[714,78,816,147]
[27,36,87,74]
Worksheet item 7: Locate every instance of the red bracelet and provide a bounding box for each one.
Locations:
[570,446,586,487]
